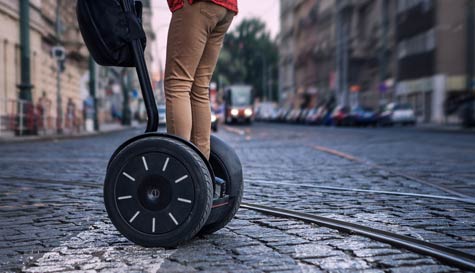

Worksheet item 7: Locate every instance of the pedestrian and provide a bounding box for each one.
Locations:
[38,91,52,131]
[66,98,76,130]
[165,0,237,160]
[36,92,46,131]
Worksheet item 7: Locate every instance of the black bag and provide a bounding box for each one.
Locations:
[77,0,146,67]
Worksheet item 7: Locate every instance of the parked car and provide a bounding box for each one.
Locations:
[305,107,319,124]
[270,107,285,122]
[379,103,416,126]
[331,105,351,126]
[281,108,293,122]
[306,106,328,125]
[255,102,276,122]
[274,107,291,122]
[297,108,311,123]
[286,108,302,123]
[349,106,378,126]
[158,104,166,125]
[459,98,475,127]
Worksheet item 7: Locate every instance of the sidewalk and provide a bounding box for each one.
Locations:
[415,123,475,134]
[0,122,140,144]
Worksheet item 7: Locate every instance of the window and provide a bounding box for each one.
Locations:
[397,0,433,14]
[398,28,435,59]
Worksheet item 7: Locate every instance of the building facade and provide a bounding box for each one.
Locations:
[293,0,318,97]
[280,0,397,110]
[395,0,475,123]
[0,0,155,134]
[332,0,399,109]
[279,0,297,103]
[0,0,88,133]
[313,0,336,106]
[279,0,474,124]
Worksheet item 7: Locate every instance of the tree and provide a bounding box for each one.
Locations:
[213,18,279,101]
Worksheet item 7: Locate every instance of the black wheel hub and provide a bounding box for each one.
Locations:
[137,175,172,211]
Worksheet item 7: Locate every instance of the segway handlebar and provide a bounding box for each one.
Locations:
[123,0,159,133]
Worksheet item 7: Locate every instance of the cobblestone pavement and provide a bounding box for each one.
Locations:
[0,124,474,272]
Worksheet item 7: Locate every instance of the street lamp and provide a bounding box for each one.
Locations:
[17,0,34,136]
[52,46,65,134]
[55,0,64,134]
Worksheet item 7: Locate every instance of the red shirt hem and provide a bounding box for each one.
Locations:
[168,0,238,14]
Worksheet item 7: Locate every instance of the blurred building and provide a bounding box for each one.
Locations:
[313,0,336,106]
[0,0,155,135]
[0,0,88,133]
[279,0,297,103]
[279,0,475,124]
[336,0,398,109]
[395,0,475,124]
[280,0,398,110]
[293,0,318,101]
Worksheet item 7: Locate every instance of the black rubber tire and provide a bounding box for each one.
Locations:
[106,133,214,179]
[105,135,213,247]
[199,135,243,235]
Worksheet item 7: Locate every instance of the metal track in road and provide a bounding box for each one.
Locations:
[311,145,474,199]
[241,202,475,271]
[222,125,474,199]
[248,181,475,204]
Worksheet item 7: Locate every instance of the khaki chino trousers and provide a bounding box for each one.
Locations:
[165,0,234,159]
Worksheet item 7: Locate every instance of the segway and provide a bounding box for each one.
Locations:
[77,0,243,247]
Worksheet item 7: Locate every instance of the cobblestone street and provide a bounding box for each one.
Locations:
[1,123,474,272]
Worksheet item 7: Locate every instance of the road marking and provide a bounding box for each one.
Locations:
[168,212,178,225]
[310,144,472,199]
[312,145,361,162]
[117,195,132,200]
[162,157,170,172]
[152,217,156,233]
[175,175,188,183]
[129,211,140,223]
[177,198,192,204]
[142,156,149,171]
[122,172,136,182]
[223,126,246,136]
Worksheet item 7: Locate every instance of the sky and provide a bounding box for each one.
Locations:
[150,0,280,77]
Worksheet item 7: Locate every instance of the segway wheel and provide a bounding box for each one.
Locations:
[199,135,243,235]
[105,135,213,247]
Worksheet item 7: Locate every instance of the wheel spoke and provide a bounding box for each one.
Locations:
[168,212,178,225]
[175,175,188,183]
[177,197,192,204]
[142,156,149,171]
[162,157,170,172]
[129,211,140,223]
[122,172,136,182]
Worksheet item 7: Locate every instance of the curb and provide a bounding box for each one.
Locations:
[0,125,140,144]
[414,126,475,134]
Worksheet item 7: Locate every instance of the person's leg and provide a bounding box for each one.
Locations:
[190,9,235,159]
[164,1,216,140]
